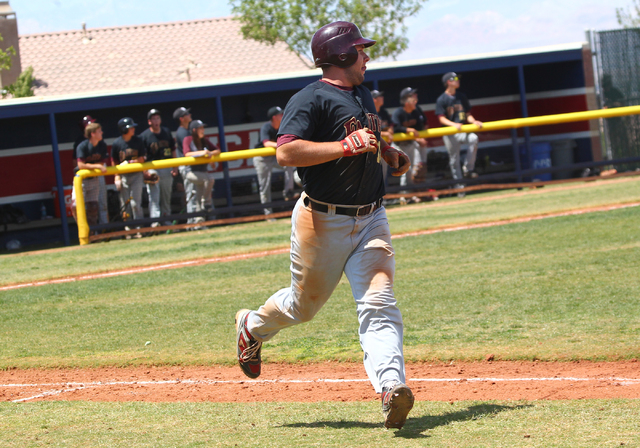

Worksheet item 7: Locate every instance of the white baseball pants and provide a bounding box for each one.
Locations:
[247,194,406,393]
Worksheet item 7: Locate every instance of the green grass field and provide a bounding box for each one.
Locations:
[1,400,639,447]
[1,177,640,446]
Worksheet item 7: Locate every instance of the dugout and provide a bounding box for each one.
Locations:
[0,41,599,249]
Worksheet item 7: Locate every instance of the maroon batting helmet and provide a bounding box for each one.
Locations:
[80,115,96,129]
[311,21,375,68]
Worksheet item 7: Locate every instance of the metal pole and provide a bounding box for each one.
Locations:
[517,65,532,177]
[49,112,70,246]
[511,128,522,183]
[215,96,233,207]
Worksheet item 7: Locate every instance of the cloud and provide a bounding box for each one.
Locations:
[398,0,625,61]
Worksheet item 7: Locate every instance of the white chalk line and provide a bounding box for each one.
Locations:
[5,376,640,403]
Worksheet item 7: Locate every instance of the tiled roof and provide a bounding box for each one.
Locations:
[18,17,312,97]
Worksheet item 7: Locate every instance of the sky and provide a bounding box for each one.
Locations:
[10,0,632,61]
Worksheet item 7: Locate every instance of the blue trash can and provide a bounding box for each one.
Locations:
[519,143,552,181]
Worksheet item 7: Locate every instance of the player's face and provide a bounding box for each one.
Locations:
[272,113,283,130]
[404,94,418,109]
[149,115,161,130]
[92,128,103,141]
[373,96,384,109]
[345,45,370,86]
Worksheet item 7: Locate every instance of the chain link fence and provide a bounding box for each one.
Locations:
[593,28,640,169]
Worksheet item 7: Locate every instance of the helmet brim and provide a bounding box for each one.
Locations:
[353,37,376,48]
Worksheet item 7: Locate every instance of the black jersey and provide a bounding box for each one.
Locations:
[111,135,146,164]
[378,107,392,132]
[257,122,278,148]
[175,126,190,158]
[278,80,384,205]
[76,139,107,164]
[391,106,426,133]
[140,126,175,161]
[435,91,471,124]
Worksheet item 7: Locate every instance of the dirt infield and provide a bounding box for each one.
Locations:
[2,361,639,403]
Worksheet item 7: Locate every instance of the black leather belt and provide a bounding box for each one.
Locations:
[303,196,383,217]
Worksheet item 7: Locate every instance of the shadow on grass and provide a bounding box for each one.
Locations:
[281,403,532,439]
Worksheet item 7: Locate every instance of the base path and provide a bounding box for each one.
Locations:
[2,361,639,404]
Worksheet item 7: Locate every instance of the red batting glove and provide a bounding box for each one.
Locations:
[340,128,378,157]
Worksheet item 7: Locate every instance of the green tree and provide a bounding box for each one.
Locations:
[5,66,35,98]
[0,33,16,71]
[229,0,424,66]
[617,0,640,27]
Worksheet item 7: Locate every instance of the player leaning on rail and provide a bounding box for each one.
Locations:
[234,21,414,430]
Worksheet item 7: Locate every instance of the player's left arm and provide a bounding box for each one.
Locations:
[466,113,483,128]
[380,141,410,176]
[463,95,482,128]
[77,159,107,173]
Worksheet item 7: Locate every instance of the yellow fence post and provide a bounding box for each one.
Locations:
[73,171,89,246]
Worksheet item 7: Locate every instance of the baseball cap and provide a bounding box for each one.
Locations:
[173,107,191,120]
[147,108,161,119]
[267,106,283,119]
[400,87,418,102]
[189,119,206,131]
[370,90,384,99]
[442,72,459,85]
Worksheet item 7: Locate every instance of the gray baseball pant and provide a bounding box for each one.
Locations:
[246,194,406,393]
[120,172,144,221]
[184,170,215,215]
[443,133,479,181]
[179,165,197,224]
[397,140,427,187]
[254,155,295,215]
[98,175,109,224]
[147,167,173,223]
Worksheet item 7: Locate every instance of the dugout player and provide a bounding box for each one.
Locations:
[392,87,428,189]
[253,106,297,218]
[173,106,198,224]
[72,115,108,224]
[371,90,393,182]
[436,72,483,196]
[75,122,108,228]
[182,119,220,224]
[235,21,414,430]
[111,117,146,225]
[140,109,177,225]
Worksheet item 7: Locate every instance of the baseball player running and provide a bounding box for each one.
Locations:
[235,21,414,429]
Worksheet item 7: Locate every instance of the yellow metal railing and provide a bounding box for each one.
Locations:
[75,106,640,244]
[392,105,640,141]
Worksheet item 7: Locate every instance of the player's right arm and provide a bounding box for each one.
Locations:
[277,128,377,167]
[277,139,346,167]
[277,87,377,167]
